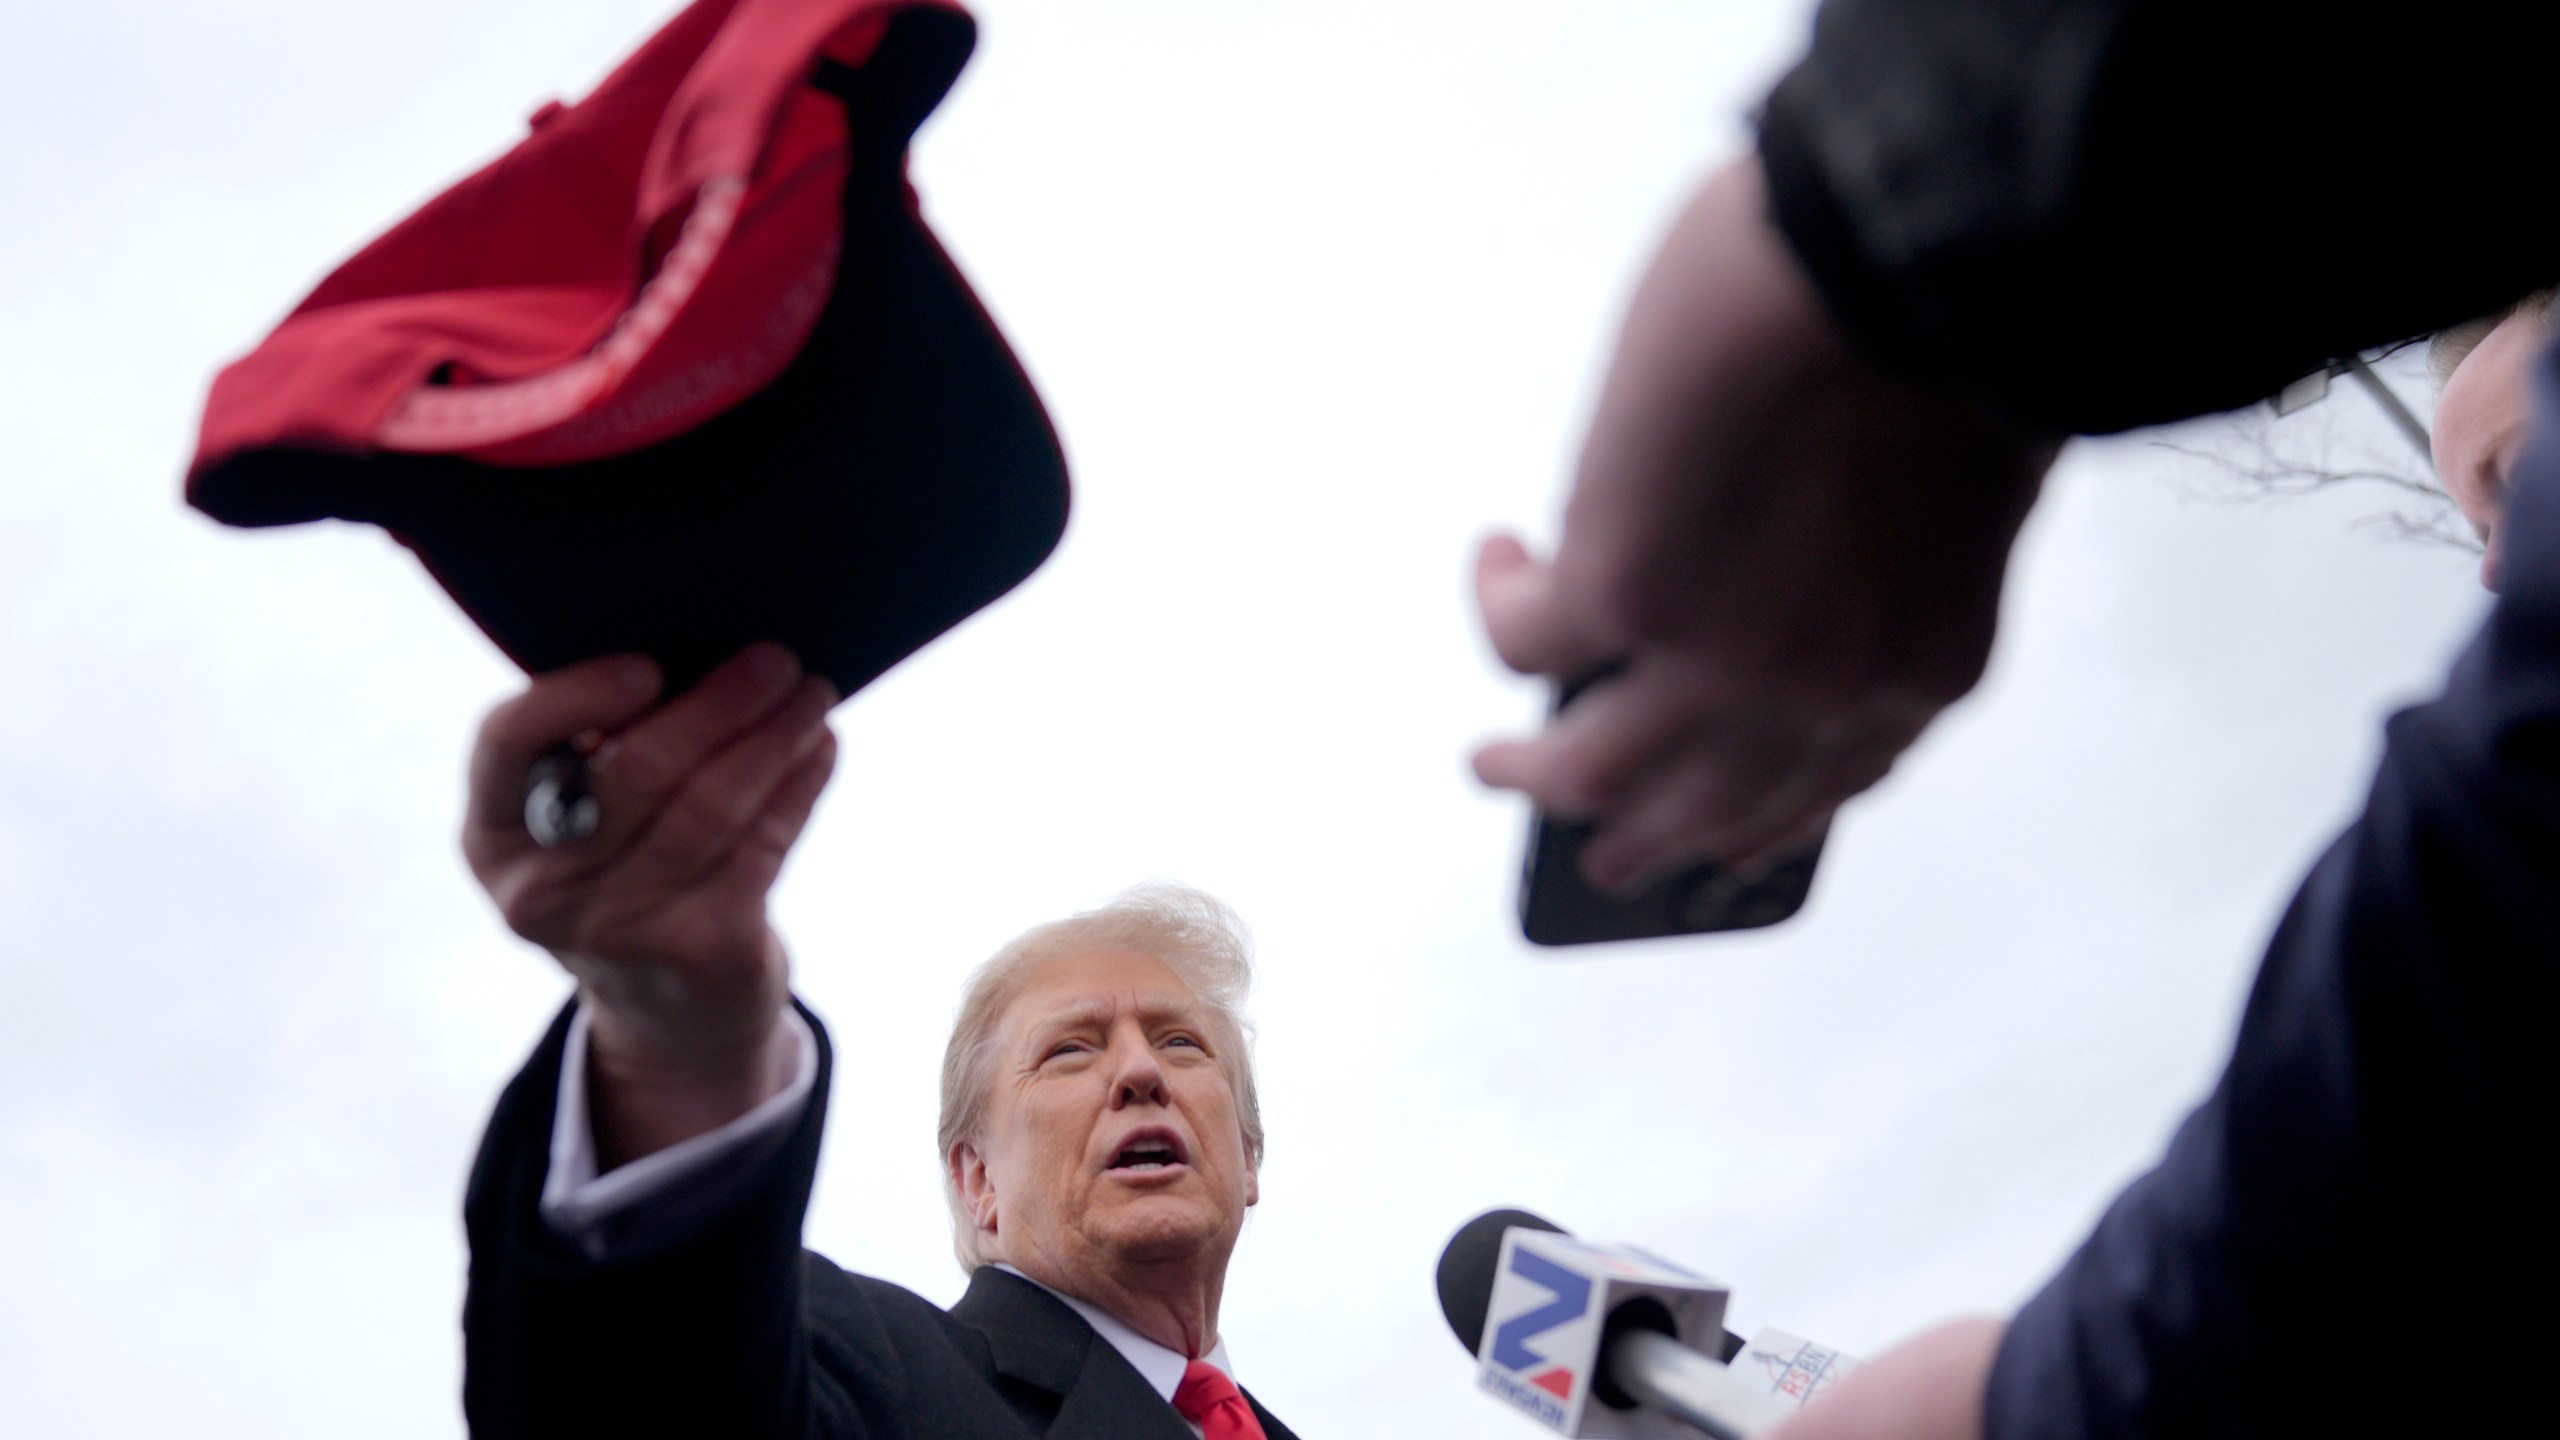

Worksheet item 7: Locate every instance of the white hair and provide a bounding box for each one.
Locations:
[2431,288,2558,388]
[936,882,1263,1271]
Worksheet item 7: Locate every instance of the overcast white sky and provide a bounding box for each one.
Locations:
[0,2,2491,1436]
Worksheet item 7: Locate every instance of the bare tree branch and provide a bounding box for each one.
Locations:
[2147,371,2484,556]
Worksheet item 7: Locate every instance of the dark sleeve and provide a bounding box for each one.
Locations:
[1981,376,2560,1434]
[1758,0,2560,433]
[461,998,862,1439]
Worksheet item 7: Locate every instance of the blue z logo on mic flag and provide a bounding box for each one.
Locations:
[1492,1248,1593,1371]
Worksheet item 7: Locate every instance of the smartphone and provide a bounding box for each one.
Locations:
[1516,674,1825,947]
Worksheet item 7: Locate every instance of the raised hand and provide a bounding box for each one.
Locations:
[1473,156,2055,892]
[462,642,838,1165]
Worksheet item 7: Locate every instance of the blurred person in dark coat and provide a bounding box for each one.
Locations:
[1468,2,2560,1436]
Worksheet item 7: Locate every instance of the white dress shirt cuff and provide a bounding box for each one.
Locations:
[538,1001,819,1262]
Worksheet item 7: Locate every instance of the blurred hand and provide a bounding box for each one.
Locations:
[1474,155,2055,891]
[463,642,838,1166]
[1764,1319,2005,1440]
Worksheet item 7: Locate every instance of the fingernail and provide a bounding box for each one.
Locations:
[609,654,662,695]
[793,720,833,760]
[742,642,799,687]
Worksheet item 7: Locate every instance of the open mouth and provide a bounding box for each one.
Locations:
[1106,1130,1189,1173]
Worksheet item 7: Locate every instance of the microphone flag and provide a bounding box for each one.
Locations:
[1728,1326,1863,1413]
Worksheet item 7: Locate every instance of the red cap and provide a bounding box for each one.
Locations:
[189,0,1068,695]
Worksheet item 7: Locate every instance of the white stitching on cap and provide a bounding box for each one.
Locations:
[375,175,749,452]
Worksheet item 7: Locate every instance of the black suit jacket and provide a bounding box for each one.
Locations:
[462,1003,1301,1440]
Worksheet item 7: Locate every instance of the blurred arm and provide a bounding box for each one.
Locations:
[1747,10,2560,1431]
[1486,4,2560,1429]
[1473,156,2051,888]
[1978,443,2560,1436]
[1761,0,2559,433]
[1476,0,2560,885]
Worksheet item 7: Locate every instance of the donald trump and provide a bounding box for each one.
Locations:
[455,643,1299,1440]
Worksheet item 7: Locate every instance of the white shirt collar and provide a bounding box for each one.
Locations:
[991,1263,1234,1403]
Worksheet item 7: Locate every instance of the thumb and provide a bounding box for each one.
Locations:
[1475,533,1615,677]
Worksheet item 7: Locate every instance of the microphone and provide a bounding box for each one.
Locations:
[1436,1209,1861,1439]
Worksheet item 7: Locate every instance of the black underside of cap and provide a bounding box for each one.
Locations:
[191,8,1068,699]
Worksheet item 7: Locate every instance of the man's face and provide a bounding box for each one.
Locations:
[2434,307,2547,592]
[959,947,1258,1290]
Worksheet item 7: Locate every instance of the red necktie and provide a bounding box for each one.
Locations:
[1173,1359,1268,1440]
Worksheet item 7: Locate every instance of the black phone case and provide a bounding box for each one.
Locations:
[1514,669,1825,946]
[1518,814,1823,946]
